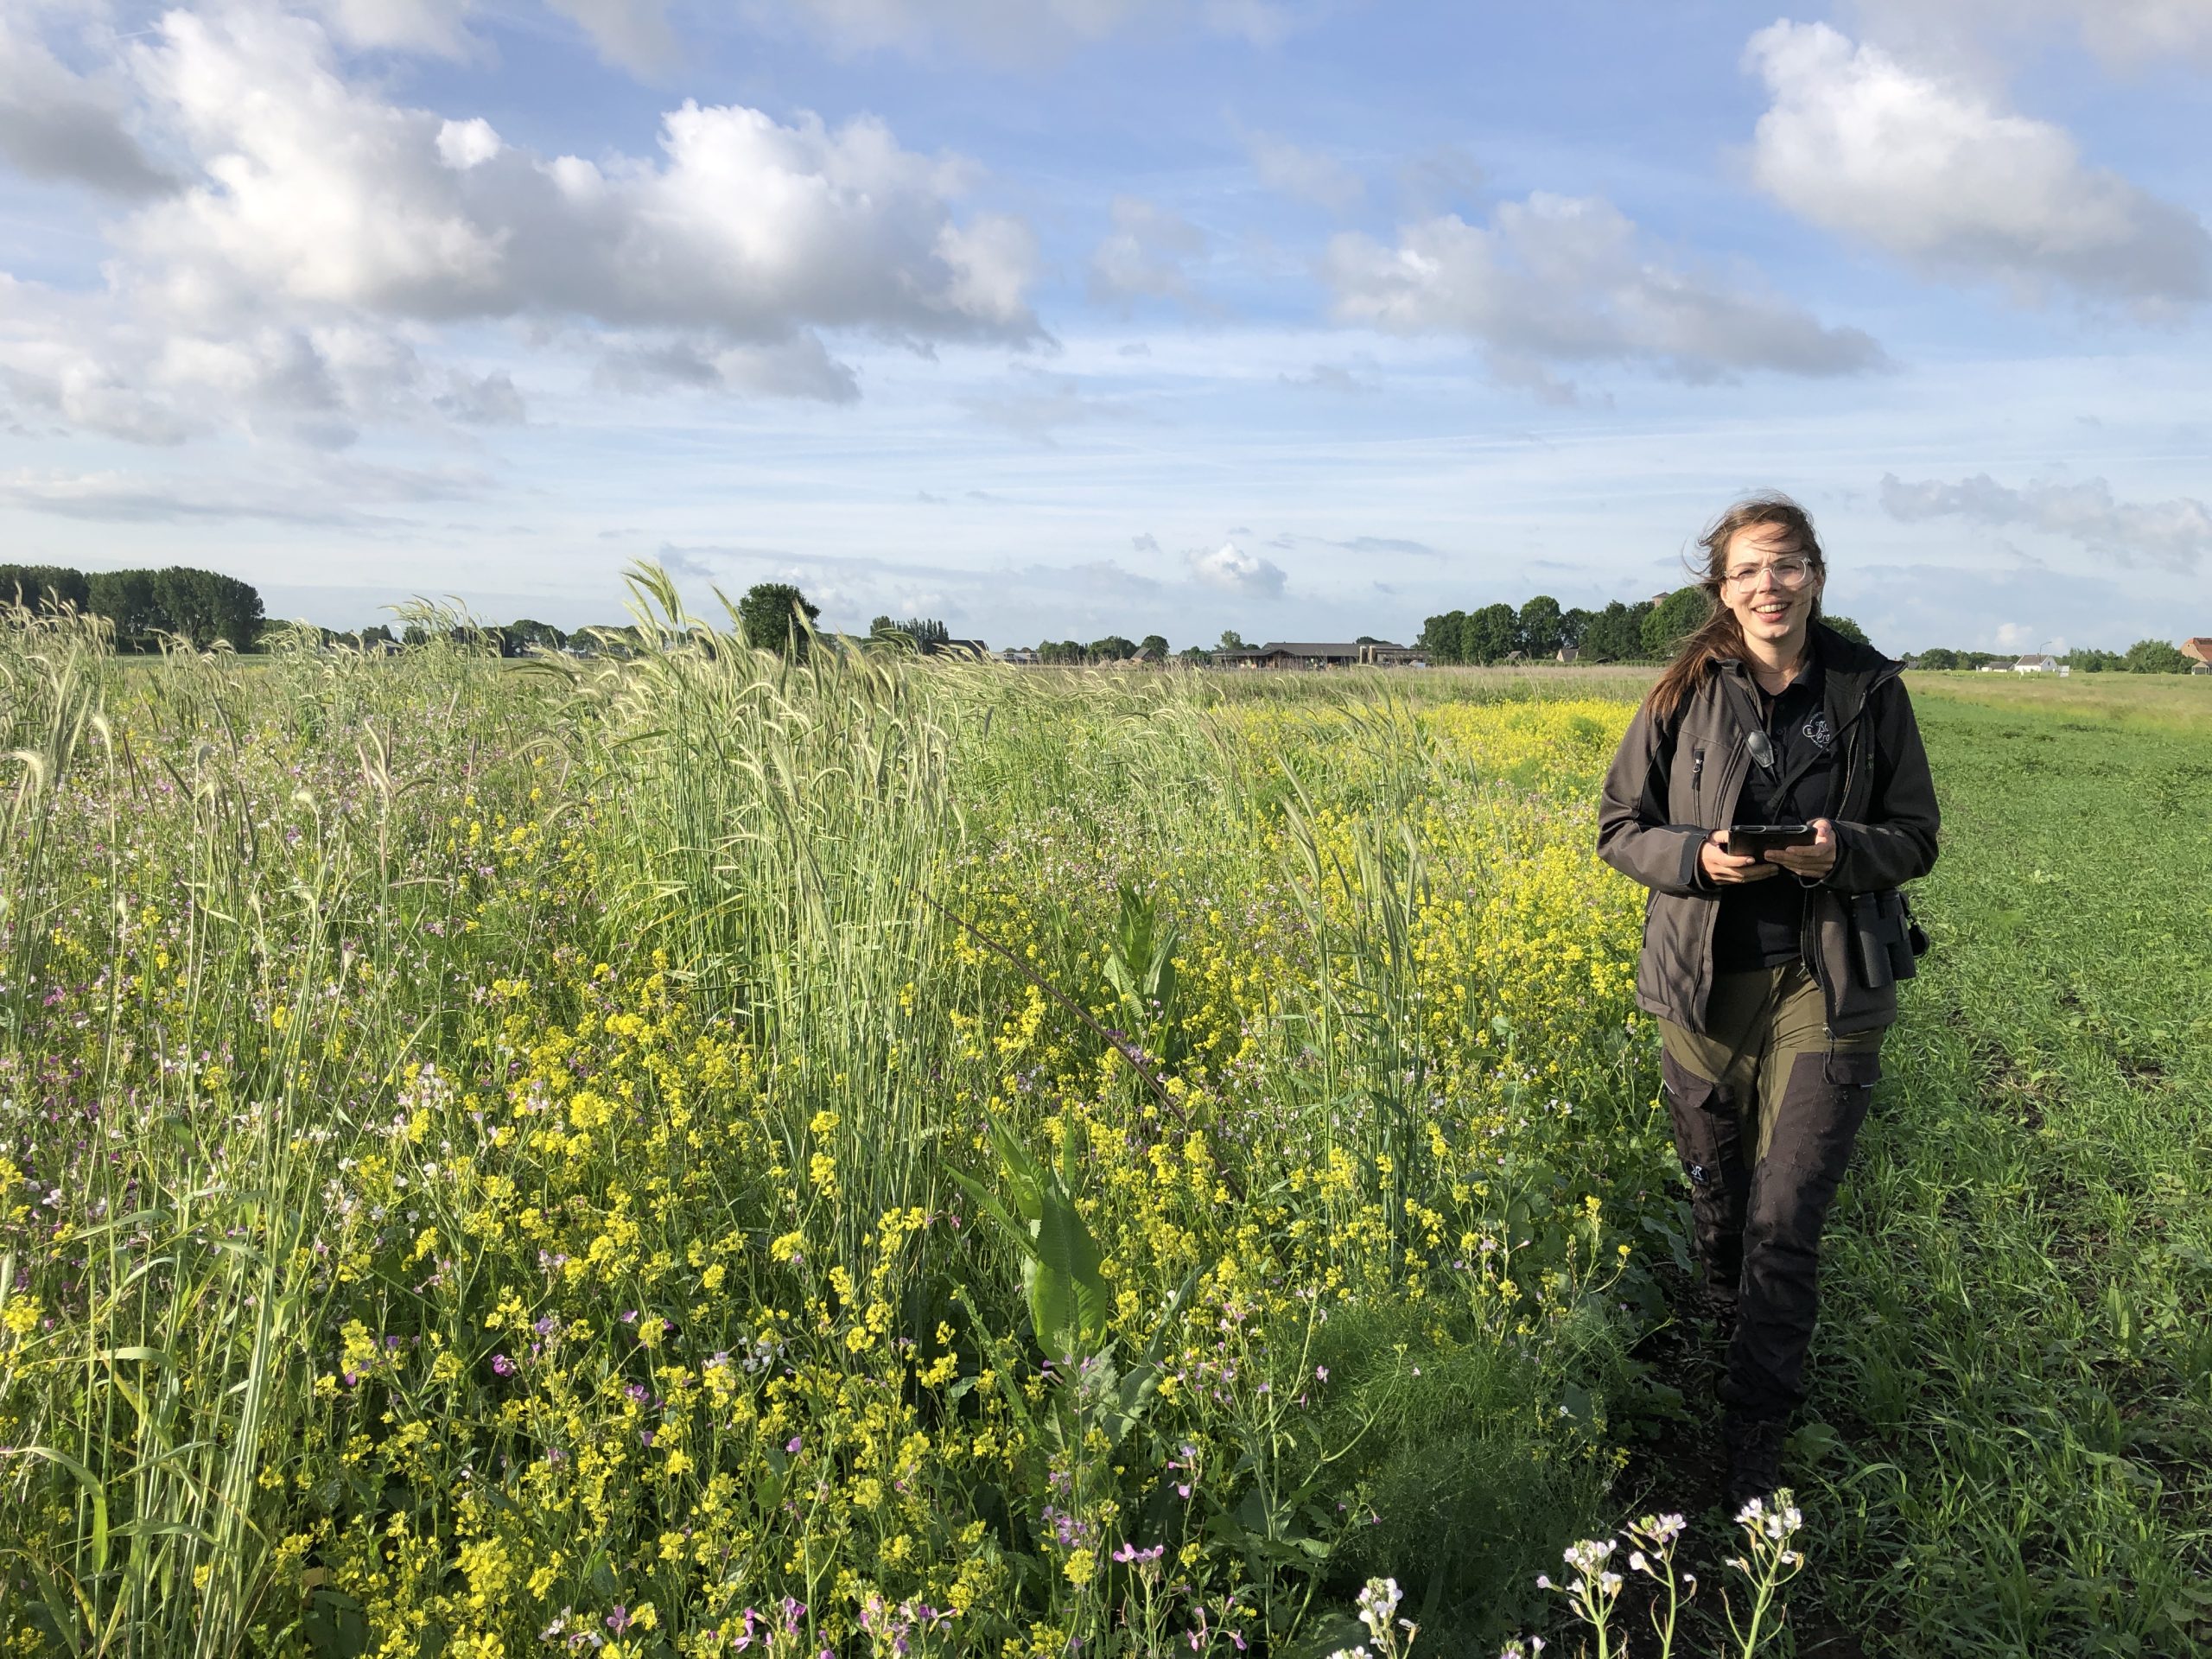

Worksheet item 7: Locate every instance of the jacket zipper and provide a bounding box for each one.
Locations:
[1707,741,1750,831]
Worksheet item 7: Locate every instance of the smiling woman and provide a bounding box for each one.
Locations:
[1597,493,1942,1512]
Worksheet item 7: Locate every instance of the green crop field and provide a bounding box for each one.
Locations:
[1808,679,2212,1652]
[3,594,2207,1659]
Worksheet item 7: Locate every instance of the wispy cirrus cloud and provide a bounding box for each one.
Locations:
[1879,471,2212,569]
[1089,197,1209,309]
[744,0,1319,59]
[1847,0,2212,69]
[1239,127,1363,213]
[1323,191,1885,401]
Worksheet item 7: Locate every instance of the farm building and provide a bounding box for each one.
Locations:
[1214,640,1419,669]
[2184,638,2212,671]
[2012,654,2059,674]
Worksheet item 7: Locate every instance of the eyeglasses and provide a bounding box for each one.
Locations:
[1722,556,1815,590]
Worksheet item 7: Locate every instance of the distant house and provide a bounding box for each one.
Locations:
[999,647,1039,665]
[1213,640,1409,670]
[1978,660,2012,673]
[2183,638,2212,670]
[2012,654,2058,674]
[1360,641,1421,665]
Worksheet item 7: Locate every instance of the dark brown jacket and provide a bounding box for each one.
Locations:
[1598,623,1940,1037]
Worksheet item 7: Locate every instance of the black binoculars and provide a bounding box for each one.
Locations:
[1849,888,1928,988]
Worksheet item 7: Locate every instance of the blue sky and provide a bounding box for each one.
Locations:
[3,0,2209,652]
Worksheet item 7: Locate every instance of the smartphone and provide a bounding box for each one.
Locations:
[1728,823,1816,858]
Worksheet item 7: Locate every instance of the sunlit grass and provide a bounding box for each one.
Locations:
[1,580,1672,1658]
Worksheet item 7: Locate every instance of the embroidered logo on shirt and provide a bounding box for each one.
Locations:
[1802,709,1834,752]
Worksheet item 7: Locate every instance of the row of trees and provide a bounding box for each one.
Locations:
[1033,634,1174,664]
[2,563,264,652]
[17,564,2189,672]
[734,588,1886,667]
[1420,595,1660,664]
[868,614,950,651]
[1415,591,1871,664]
[1911,641,2199,674]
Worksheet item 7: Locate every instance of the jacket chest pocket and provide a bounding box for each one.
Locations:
[1690,745,1706,806]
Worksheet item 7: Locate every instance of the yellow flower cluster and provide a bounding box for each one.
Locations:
[3,623,1670,1658]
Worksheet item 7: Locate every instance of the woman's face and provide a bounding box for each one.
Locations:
[1719,522,1824,651]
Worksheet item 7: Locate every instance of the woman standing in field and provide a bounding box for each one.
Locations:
[1597,494,1939,1512]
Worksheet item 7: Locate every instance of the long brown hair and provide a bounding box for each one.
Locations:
[1644,493,1826,721]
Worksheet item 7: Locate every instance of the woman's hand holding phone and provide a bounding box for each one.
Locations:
[1766,817,1838,879]
[1700,829,1779,885]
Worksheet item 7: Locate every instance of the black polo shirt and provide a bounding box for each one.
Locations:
[1712,658,1837,972]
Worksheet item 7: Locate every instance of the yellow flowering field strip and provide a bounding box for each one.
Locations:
[1,592,1685,1657]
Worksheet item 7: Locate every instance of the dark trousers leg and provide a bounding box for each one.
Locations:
[1660,1052,1750,1305]
[1723,1046,1877,1417]
[1724,968,1882,1420]
[1662,966,1884,1421]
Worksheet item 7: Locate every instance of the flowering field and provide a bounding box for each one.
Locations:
[1,579,1723,1657]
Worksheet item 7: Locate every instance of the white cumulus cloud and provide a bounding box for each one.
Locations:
[1880,471,2212,570]
[1745,21,2210,308]
[1186,540,1287,598]
[1322,191,1884,401]
[0,8,175,199]
[123,10,1039,341]
[435,117,501,169]
[0,5,1042,448]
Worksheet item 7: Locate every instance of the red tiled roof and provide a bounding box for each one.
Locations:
[2183,637,2212,663]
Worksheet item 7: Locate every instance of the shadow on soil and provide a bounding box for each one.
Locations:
[1619,1265,1893,1658]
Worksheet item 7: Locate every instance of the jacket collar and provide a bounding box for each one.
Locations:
[1716,621,1896,735]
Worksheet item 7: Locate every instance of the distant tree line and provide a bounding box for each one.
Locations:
[49,564,2183,672]
[1,563,264,652]
[869,614,950,651]
[1912,642,2196,674]
[1027,633,1173,664]
[1415,590,1870,665]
